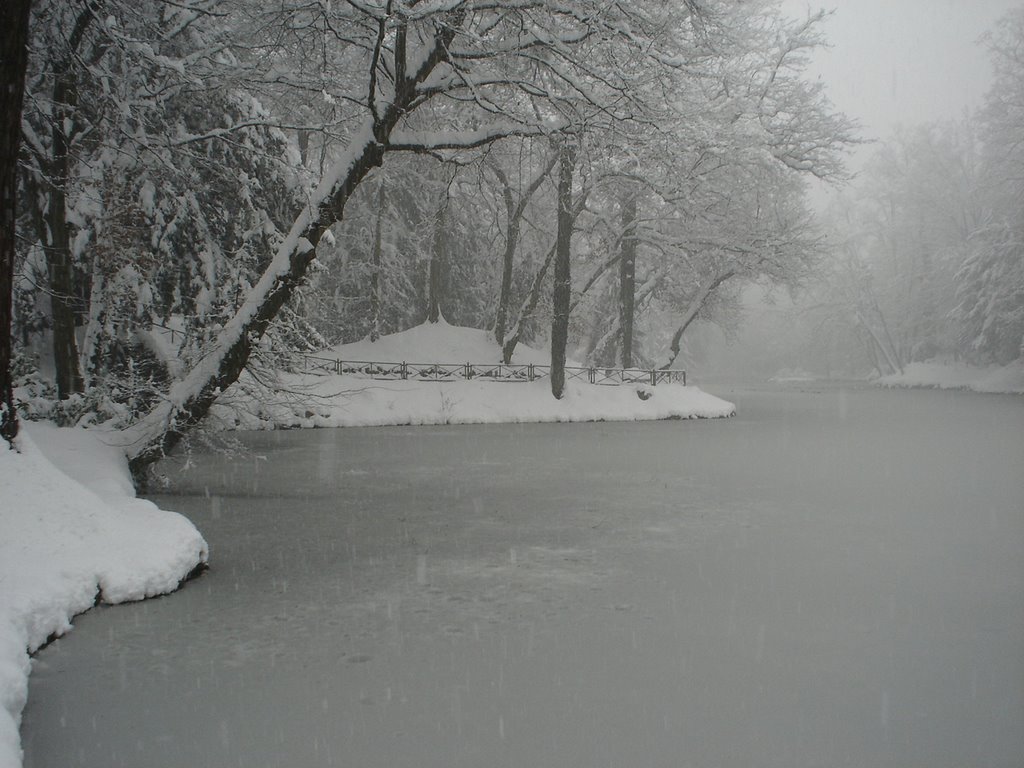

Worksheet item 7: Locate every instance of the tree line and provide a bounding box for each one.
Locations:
[1,0,854,479]
[760,8,1024,380]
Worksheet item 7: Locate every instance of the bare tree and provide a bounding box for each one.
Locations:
[550,140,577,399]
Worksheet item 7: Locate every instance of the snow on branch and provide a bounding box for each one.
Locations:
[388,123,559,151]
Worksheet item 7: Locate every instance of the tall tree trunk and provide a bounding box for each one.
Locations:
[492,172,517,345]
[426,199,445,324]
[1,0,33,445]
[32,9,96,399]
[369,180,385,341]
[44,159,85,398]
[504,191,588,364]
[550,141,575,400]
[618,189,638,368]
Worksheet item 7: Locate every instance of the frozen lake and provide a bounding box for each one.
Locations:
[21,384,1024,768]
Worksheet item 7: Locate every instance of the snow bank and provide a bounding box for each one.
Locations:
[214,321,734,429]
[878,360,1024,394]
[219,376,735,430]
[0,425,207,768]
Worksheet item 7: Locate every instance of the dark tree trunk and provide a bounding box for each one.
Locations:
[426,200,445,324]
[550,141,575,399]
[618,189,638,368]
[297,129,310,167]
[44,162,85,399]
[1,0,33,445]
[32,7,97,399]
[493,174,516,345]
[502,191,587,364]
[369,180,385,341]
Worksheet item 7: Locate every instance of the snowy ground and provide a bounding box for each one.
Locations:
[0,426,207,768]
[212,320,736,430]
[877,359,1024,394]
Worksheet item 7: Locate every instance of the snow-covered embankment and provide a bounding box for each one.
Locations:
[877,360,1024,394]
[213,320,737,429]
[0,425,207,768]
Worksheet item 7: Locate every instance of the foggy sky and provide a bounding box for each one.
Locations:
[780,0,1022,165]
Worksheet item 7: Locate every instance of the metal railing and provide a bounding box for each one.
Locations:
[296,355,686,387]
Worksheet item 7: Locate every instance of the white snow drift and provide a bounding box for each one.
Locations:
[878,359,1024,394]
[0,425,207,768]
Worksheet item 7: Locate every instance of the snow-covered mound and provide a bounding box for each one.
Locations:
[0,425,207,768]
[878,360,1024,394]
[214,320,735,429]
[221,377,735,430]
[326,316,553,365]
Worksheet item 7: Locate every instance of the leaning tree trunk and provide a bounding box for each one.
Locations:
[1,0,33,445]
[550,141,576,400]
[618,188,638,369]
[661,270,735,370]
[490,151,557,346]
[120,17,464,483]
[502,244,555,364]
[122,129,388,481]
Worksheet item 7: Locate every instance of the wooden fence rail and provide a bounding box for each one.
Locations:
[296,355,686,387]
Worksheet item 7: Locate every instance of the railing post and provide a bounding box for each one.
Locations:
[401,361,408,380]
[336,359,342,375]
[465,362,471,380]
[650,369,656,386]
[683,371,687,386]
[528,363,535,382]
[587,367,594,384]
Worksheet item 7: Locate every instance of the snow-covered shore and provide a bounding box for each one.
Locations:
[212,321,737,430]
[216,375,736,430]
[0,425,207,768]
[877,360,1024,394]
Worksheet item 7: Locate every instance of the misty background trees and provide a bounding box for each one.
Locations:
[710,7,1024,381]
[4,0,1021,471]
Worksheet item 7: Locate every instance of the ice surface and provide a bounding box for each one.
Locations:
[21,385,1024,768]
